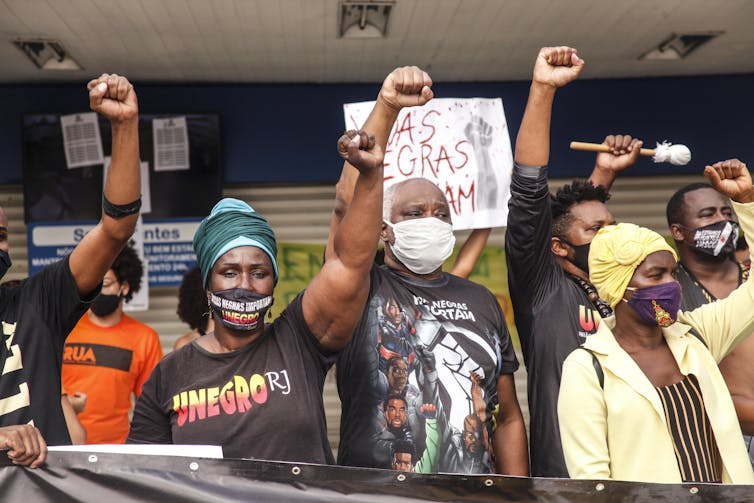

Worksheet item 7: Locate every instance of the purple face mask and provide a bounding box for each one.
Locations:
[625,282,682,327]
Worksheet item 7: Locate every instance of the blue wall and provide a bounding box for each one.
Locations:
[2,73,752,184]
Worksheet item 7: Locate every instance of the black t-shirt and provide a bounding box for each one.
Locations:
[127,293,335,463]
[337,265,519,474]
[505,165,604,478]
[0,257,92,445]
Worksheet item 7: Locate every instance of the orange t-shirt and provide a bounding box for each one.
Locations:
[62,313,163,444]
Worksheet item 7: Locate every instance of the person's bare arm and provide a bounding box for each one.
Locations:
[492,374,529,476]
[61,395,87,445]
[515,47,584,168]
[450,228,491,278]
[719,335,754,434]
[325,67,433,262]
[69,74,140,296]
[304,131,384,351]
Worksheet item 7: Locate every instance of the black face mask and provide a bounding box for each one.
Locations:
[90,293,122,317]
[561,238,591,274]
[209,288,273,331]
[0,249,11,281]
[687,220,739,257]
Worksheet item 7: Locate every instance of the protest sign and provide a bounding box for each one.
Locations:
[344,98,513,229]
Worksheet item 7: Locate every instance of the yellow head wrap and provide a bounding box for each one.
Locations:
[588,223,678,308]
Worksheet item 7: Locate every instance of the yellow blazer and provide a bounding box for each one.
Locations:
[558,201,754,484]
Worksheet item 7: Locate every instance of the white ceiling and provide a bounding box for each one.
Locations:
[1,0,753,84]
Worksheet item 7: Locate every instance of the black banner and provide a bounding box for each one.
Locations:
[0,452,751,502]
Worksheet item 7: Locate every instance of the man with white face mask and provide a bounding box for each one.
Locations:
[328,67,528,475]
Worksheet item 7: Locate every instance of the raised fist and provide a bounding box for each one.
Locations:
[337,129,383,174]
[377,66,433,112]
[532,46,584,88]
[704,159,754,203]
[88,73,138,123]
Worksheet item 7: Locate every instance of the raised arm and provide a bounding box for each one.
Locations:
[69,74,140,296]
[505,48,583,311]
[588,135,643,191]
[515,47,583,167]
[325,67,433,261]
[303,131,384,350]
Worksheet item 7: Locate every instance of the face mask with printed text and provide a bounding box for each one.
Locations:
[689,220,739,257]
[210,288,272,331]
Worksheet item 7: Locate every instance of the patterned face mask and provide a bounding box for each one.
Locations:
[689,220,739,257]
[624,282,682,327]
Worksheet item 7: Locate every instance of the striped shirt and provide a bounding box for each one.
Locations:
[656,374,722,483]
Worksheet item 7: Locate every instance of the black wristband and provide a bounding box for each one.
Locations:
[102,195,142,219]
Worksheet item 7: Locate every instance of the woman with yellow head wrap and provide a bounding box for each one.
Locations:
[128,130,385,463]
[589,222,679,325]
[558,159,754,484]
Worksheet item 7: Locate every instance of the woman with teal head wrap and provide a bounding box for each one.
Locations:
[128,129,386,464]
[193,198,279,289]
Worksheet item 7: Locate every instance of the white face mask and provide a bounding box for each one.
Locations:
[384,217,456,275]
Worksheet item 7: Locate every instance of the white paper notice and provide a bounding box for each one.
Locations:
[343,98,513,230]
[152,116,190,171]
[103,157,152,215]
[60,112,104,169]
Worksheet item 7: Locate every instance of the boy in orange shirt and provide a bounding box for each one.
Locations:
[62,244,163,444]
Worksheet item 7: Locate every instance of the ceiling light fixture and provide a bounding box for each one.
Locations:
[339,1,395,39]
[13,39,82,70]
[639,32,723,61]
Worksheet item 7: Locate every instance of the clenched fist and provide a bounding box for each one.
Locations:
[337,129,383,175]
[88,73,138,124]
[532,46,584,88]
[377,66,433,113]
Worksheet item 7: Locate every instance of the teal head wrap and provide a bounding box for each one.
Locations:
[193,198,278,287]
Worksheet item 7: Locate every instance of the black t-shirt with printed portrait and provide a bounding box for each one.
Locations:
[0,256,93,445]
[127,293,336,463]
[505,164,605,478]
[336,264,519,474]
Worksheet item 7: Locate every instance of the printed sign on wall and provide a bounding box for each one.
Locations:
[27,218,201,290]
